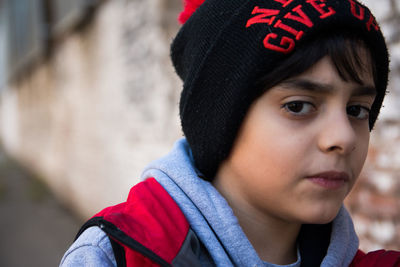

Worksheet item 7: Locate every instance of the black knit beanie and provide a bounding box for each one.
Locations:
[171,0,389,180]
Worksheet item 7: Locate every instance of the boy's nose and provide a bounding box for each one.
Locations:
[317,111,357,155]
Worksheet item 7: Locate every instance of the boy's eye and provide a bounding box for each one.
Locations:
[347,105,370,120]
[283,101,315,116]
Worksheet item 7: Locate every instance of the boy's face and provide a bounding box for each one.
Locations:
[214,54,375,224]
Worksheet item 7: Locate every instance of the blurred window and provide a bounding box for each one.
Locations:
[5,0,45,79]
[0,0,100,84]
[0,5,8,89]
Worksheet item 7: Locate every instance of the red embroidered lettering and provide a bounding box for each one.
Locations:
[366,15,379,31]
[263,33,295,54]
[274,20,304,40]
[348,0,365,20]
[306,0,336,19]
[284,5,314,28]
[273,0,295,8]
[246,6,280,28]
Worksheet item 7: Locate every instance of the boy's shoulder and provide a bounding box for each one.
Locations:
[75,178,200,266]
[350,249,400,267]
[92,177,189,231]
[60,226,116,267]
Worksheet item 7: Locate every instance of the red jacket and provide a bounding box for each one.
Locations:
[350,250,400,267]
[76,178,400,266]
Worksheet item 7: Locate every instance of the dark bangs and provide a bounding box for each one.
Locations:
[256,31,378,93]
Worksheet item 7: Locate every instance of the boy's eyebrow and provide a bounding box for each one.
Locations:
[279,78,377,97]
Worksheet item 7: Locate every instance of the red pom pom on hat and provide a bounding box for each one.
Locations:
[178,0,206,24]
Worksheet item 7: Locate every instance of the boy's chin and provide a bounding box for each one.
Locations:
[299,206,342,225]
[305,215,337,225]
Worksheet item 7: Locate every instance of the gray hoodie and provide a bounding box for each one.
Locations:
[60,138,359,266]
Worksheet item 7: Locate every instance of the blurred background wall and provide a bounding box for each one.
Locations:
[0,0,183,218]
[0,0,399,262]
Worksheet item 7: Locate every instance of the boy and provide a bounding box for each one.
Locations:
[61,0,400,266]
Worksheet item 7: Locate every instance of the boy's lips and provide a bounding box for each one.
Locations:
[306,171,350,190]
